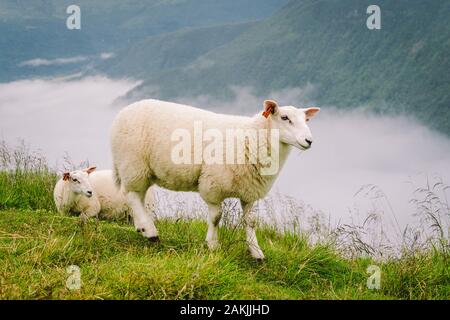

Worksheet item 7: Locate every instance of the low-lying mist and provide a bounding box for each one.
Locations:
[0,76,137,168]
[1,77,449,233]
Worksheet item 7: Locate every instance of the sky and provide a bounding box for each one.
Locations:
[1,77,449,233]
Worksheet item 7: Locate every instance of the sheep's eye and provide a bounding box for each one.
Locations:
[72,178,79,183]
[281,115,292,124]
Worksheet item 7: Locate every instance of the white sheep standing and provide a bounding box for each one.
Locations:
[53,167,155,222]
[110,99,319,259]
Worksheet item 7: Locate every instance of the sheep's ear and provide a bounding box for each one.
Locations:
[63,172,70,181]
[262,100,279,118]
[85,166,97,174]
[304,107,320,121]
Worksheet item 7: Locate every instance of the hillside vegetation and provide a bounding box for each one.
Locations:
[2,0,449,134]
[100,22,256,80]
[127,0,450,135]
[0,0,287,81]
[0,142,449,300]
[2,208,449,300]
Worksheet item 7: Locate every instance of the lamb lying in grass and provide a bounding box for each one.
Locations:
[53,167,155,222]
[111,99,319,260]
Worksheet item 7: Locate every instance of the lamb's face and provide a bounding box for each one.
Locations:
[62,167,96,197]
[262,100,320,150]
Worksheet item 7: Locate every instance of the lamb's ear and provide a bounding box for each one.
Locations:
[63,172,70,181]
[262,100,279,118]
[85,166,97,174]
[304,107,320,121]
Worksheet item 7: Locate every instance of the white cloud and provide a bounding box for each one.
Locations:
[18,56,89,67]
[0,80,449,236]
[100,52,115,60]
[0,76,138,168]
[275,108,450,228]
[174,86,450,231]
[18,52,115,67]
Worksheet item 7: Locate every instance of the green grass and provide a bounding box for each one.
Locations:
[0,140,57,212]
[0,171,57,211]
[0,209,448,300]
[0,141,448,300]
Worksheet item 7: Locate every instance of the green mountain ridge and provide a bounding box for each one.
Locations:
[99,22,256,80]
[0,0,287,81]
[124,0,450,134]
[1,0,449,134]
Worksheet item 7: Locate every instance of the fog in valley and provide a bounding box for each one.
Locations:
[1,77,449,237]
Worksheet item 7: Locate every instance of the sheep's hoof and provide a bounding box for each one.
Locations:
[148,236,160,243]
[254,258,265,263]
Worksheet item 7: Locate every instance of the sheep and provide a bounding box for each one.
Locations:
[110,99,320,259]
[53,167,155,222]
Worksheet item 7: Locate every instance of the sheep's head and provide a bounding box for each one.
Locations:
[262,100,320,150]
[62,166,96,197]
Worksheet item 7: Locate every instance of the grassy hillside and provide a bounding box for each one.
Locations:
[129,0,450,135]
[0,141,449,299]
[1,208,449,300]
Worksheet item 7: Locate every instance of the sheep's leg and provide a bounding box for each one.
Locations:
[205,203,222,250]
[79,212,89,225]
[241,201,264,261]
[144,186,157,220]
[79,199,101,224]
[79,210,97,224]
[127,191,159,242]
